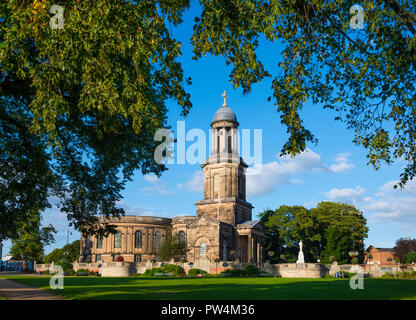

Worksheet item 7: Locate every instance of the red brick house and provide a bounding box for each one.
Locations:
[365,246,395,264]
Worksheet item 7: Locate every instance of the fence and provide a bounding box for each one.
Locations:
[0,261,34,272]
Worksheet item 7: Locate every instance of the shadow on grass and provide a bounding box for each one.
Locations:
[5,276,416,300]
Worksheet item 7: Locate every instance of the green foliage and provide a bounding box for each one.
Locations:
[382,271,416,279]
[157,233,187,262]
[2,0,416,242]
[9,209,56,264]
[54,260,74,275]
[243,265,260,275]
[44,240,80,264]
[393,238,416,263]
[405,252,416,264]
[160,264,185,275]
[76,268,93,276]
[260,202,368,264]
[0,0,192,238]
[187,268,208,277]
[220,268,244,276]
[142,264,185,276]
[191,0,416,187]
[142,267,164,277]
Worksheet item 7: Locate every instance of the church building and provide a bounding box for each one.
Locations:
[80,93,265,264]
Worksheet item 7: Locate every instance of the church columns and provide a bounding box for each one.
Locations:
[256,239,260,265]
[248,234,252,262]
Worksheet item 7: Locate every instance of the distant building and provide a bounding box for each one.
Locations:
[79,93,265,264]
[365,246,395,264]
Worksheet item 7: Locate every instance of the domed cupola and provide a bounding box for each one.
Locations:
[211,91,238,126]
[212,104,237,124]
[210,91,239,156]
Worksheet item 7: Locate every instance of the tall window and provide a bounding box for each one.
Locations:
[135,230,142,248]
[134,254,142,262]
[178,231,185,246]
[155,231,162,249]
[96,234,103,249]
[200,243,207,256]
[114,231,122,249]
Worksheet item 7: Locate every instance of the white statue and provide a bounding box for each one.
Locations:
[297,240,305,264]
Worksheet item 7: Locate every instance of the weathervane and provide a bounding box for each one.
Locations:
[222,90,228,106]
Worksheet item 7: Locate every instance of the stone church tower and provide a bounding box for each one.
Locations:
[174,92,265,264]
[196,92,253,225]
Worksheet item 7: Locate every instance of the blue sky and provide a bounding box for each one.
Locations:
[2,5,416,258]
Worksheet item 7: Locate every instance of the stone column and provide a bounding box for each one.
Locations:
[256,238,260,263]
[146,227,149,254]
[248,234,252,263]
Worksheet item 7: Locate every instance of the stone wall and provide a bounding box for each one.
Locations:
[34,260,416,278]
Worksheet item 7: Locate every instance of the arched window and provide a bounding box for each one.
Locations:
[178,231,185,246]
[155,231,162,249]
[96,233,103,249]
[135,230,142,248]
[114,231,122,249]
[200,242,207,256]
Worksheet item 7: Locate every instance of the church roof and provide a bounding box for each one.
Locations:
[236,220,262,229]
[212,105,237,124]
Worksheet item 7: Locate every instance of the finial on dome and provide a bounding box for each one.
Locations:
[222,90,228,106]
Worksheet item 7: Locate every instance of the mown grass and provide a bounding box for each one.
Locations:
[1,276,415,300]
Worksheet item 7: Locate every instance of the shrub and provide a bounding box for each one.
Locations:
[220,269,244,276]
[142,267,163,277]
[54,261,74,275]
[381,272,395,279]
[115,256,124,262]
[142,264,185,277]
[188,268,207,277]
[76,268,91,276]
[244,265,259,276]
[160,264,185,275]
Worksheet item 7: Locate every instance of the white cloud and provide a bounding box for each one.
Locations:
[322,179,416,226]
[361,179,416,224]
[324,186,366,201]
[329,152,354,172]
[140,175,173,195]
[246,149,353,197]
[144,174,159,183]
[177,171,203,193]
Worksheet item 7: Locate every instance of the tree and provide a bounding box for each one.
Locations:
[191,0,416,188]
[9,210,56,270]
[393,238,416,263]
[259,205,321,263]
[259,202,368,264]
[0,0,191,239]
[311,202,368,264]
[44,240,80,264]
[405,251,416,264]
[157,233,187,262]
[3,0,416,240]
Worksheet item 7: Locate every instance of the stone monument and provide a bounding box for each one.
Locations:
[296,240,305,264]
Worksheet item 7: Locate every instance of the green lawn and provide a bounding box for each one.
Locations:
[0,293,5,300]
[1,276,416,300]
